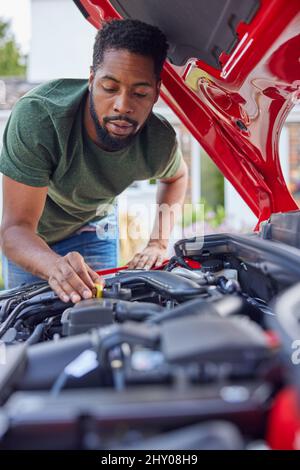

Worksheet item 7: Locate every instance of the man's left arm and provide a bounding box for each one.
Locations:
[127,158,188,269]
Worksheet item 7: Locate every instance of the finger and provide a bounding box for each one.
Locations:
[87,265,105,285]
[67,253,95,290]
[155,256,165,267]
[136,254,150,269]
[48,277,72,303]
[54,274,84,303]
[144,255,157,270]
[58,262,93,300]
[127,260,134,269]
[127,254,142,269]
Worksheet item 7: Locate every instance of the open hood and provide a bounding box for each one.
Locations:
[73,0,300,224]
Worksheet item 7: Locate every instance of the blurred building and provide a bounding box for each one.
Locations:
[28,0,96,82]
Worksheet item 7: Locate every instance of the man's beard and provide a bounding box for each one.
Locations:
[89,89,139,151]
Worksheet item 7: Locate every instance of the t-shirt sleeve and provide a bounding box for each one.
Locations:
[0,97,55,187]
[154,139,183,179]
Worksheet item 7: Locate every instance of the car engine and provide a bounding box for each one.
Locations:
[0,232,299,450]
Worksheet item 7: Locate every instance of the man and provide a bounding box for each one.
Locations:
[0,19,188,303]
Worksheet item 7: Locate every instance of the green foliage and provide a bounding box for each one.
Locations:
[0,18,26,77]
[200,149,224,208]
[182,199,225,228]
[203,202,225,228]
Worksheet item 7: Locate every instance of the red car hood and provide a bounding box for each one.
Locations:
[74,0,300,225]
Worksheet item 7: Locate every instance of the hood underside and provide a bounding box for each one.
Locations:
[74,0,300,224]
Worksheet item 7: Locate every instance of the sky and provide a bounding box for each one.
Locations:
[0,0,31,54]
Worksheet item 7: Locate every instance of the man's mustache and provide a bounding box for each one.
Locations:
[103,115,138,127]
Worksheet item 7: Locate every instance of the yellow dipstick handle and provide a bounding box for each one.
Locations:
[93,283,104,298]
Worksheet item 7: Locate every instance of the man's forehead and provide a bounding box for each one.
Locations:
[96,48,156,83]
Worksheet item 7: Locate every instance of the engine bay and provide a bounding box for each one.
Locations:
[0,233,299,449]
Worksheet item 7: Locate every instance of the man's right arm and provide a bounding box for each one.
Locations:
[0,176,102,302]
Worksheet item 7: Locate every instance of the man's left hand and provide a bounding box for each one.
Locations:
[127,241,167,270]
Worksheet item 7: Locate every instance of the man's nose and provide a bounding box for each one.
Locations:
[113,92,134,114]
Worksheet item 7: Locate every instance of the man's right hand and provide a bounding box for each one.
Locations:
[48,251,103,303]
[1,178,104,301]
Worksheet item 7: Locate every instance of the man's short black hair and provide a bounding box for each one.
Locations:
[92,19,169,79]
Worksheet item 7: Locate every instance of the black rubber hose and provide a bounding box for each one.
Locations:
[105,270,205,300]
[26,323,45,345]
[148,297,209,324]
[0,300,30,339]
[0,281,49,301]
[0,291,61,339]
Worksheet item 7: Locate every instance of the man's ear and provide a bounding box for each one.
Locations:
[154,80,161,103]
[88,66,95,92]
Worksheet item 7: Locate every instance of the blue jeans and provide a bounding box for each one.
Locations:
[1,214,119,289]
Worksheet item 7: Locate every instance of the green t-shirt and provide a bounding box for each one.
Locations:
[0,79,182,244]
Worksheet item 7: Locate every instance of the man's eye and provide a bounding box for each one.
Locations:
[103,87,117,93]
[134,93,147,98]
